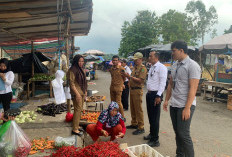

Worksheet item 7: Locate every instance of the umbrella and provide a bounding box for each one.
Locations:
[98,56,105,61]
[199,33,232,54]
[84,50,105,56]
[84,55,100,61]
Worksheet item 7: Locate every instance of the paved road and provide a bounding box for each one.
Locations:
[91,70,232,157]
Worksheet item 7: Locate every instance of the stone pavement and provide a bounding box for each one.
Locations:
[22,70,232,157]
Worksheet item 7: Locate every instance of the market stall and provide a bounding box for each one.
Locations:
[200,33,232,104]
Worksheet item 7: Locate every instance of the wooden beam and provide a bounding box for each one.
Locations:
[0,0,57,8]
[1,28,28,40]
[1,7,91,24]
[3,21,89,30]
[0,1,91,14]
[0,6,57,14]
[0,29,87,41]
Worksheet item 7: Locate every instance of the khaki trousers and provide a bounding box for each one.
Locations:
[130,89,144,130]
[72,95,84,131]
[110,90,124,117]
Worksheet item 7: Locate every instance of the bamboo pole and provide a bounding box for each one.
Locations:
[71,36,75,54]
[31,41,35,97]
[65,16,71,113]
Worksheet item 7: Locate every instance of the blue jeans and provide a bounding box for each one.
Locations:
[170,106,195,157]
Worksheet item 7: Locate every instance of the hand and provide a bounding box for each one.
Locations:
[122,85,125,89]
[1,113,15,121]
[163,100,169,112]
[121,72,129,78]
[101,130,109,137]
[116,132,124,138]
[154,97,161,106]
[182,108,191,121]
[0,73,5,80]
[8,116,15,121]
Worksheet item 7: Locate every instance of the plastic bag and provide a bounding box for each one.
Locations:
[52,70,66,104]
[0,121,31,157]
[64,86,71,99]
[55,136,75,148]
[65,112,73,122]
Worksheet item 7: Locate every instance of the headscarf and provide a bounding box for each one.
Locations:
[98,101,124,127]
[69,55,87,93]
[0,58,10,73]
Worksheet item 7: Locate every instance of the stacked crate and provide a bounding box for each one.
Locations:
[227,94,232,110]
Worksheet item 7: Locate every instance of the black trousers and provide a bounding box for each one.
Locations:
[146,91,162,141]
[0,92,12,112]
[121,81,129,110]
[170,106,195,157]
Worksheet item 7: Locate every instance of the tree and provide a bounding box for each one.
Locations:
[185,0,218,44]
[210,28,217,39]
[158,9,197,45]
[224,25,232,34]
[118,10,159,57]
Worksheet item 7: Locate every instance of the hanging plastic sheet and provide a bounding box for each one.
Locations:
[52,70,66,104]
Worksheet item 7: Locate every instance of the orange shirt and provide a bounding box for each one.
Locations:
[109,65,125,91]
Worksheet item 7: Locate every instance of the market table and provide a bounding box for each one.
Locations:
[27,80,53,99]
[203,81,232,101]
[86,96,106,111]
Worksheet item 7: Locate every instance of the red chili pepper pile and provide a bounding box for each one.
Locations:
[49,141,129,157]
[15,147,31,157]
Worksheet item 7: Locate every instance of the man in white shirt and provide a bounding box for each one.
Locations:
[121,59,132,111]
[144,51,167,147]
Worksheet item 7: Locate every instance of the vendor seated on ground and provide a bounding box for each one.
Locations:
[86,101,126,142]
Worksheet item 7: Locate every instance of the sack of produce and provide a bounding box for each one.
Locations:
[0,121,31,157]
[55,136,75,148]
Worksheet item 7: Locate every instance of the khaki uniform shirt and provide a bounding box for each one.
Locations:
[67,70,84,96]
[130,64,147,88]
[109,65,125,92]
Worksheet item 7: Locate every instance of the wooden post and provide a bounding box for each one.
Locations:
[65,16,71,113]
[31,41,34,76]
[31,41,35,97]
[199,51,202,70]
[65,17,70,68]
[71,36,75,54]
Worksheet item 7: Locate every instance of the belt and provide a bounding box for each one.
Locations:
[147,90,158,93]
[131,87,142,90]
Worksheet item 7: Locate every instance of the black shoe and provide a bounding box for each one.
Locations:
[147,140,160,147]
[79,128,84,132]
[72,130,83,136]
[126,125,138,129]
[132,129,145,135]
[124,108,128,111]
[144,134,151,140]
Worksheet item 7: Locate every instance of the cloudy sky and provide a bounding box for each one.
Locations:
[75,0,232,54]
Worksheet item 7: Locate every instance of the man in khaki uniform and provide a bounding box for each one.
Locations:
[123,52,147,135]
[109,55,125,117]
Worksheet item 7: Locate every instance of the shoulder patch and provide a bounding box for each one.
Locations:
[141,68,145,72]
